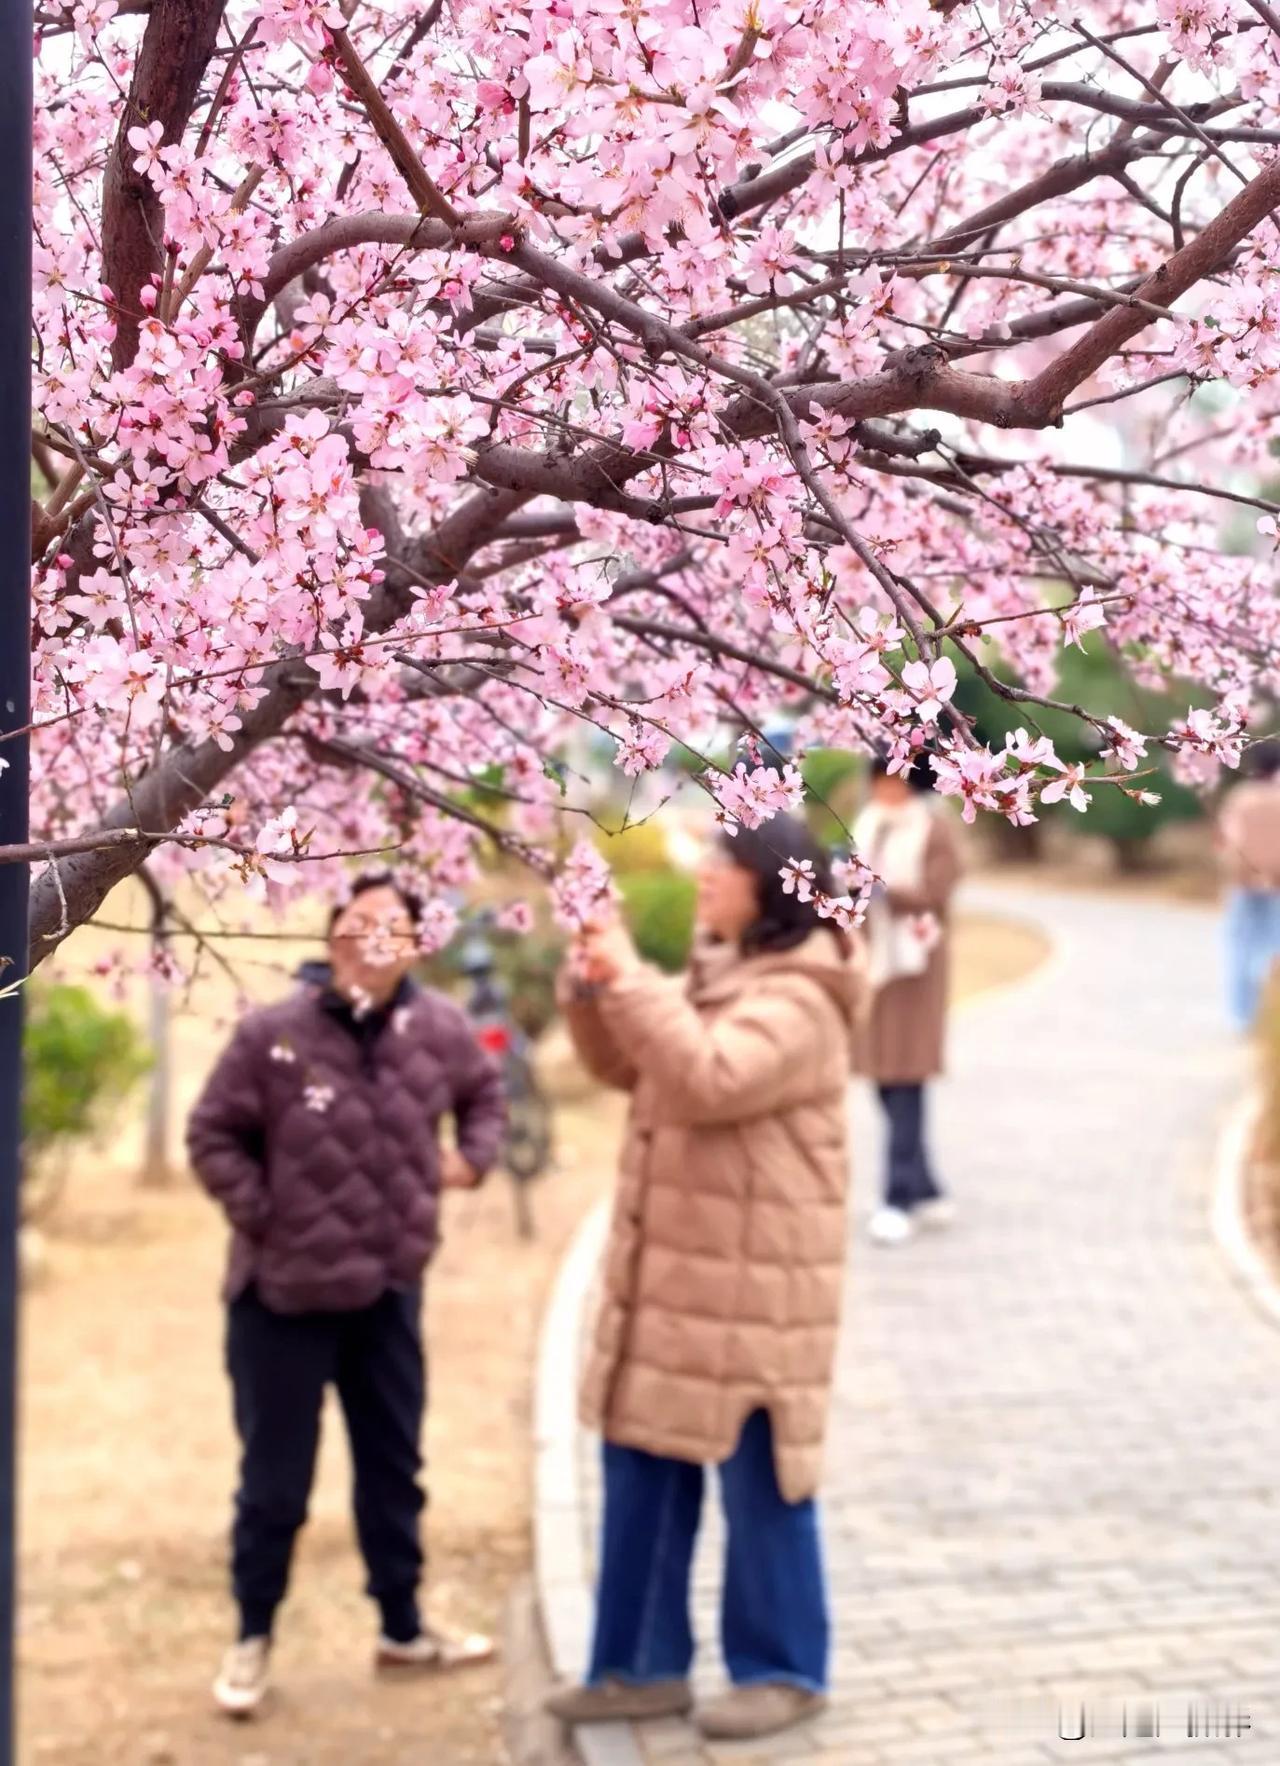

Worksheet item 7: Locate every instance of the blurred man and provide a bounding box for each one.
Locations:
[1218,744,1280,1032]
[188,874,506,1717]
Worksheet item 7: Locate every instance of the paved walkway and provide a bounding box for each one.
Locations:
[545,886,1280,1765]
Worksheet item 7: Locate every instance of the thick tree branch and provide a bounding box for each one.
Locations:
[925,136,1165,253]
[1027,155,1280,416]
[327,27,459,224]
[248,209,512,343]
[101,0,227,369]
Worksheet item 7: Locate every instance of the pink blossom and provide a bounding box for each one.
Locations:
[1004,728,1058,770]
[254,806,306,883]
[551,841,617,932]
[711,763,806,832]
[1172,706,1246,768]
[1101,719,1148,771]
[931,746,1006,824]
[416,899,458,955]
[1061,588,1107,652]
[27,3,1280,951]
[1040,764,1091,814]
[981,62,1044,117]
[901,657,958,724]
[780,857,815,901]
[615,721,671,777]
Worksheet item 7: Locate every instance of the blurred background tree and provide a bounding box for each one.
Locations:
[22,983,152,1221]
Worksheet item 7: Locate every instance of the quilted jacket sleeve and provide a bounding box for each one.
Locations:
[556,969,639,1092]
[597,966,830,1126]
[186,1018,271,1238]
[444,1006,507,1178]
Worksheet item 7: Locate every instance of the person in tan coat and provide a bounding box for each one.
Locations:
[545,814,862,1745]
[854,754,962,1246]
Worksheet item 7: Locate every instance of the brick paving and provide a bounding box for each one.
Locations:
[559,886,1279,1764]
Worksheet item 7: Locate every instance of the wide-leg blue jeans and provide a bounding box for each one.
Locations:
[1225,887,1280,1031]
[585,1408,829,1693]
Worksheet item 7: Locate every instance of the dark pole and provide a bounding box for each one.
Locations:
[0,2,33,1760]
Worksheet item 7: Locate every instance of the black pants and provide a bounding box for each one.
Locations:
[226,1284,426,1643]
[877,1083,943,1211]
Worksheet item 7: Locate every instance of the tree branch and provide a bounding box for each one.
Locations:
[27,484,529,965]
[100,0,227,369]
[326,26,460,224]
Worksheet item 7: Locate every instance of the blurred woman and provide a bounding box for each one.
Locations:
[546,815,862,1744]
[855,754,962,1246]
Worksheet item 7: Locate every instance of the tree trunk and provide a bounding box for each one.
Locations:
[1110,836,1155,875]
[141,966,171,1186]
[100,0,228,369]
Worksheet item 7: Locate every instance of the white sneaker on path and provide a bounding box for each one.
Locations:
[213,1637,271,1718]
[868,1206,914,1245]
[375,1620,495,1673]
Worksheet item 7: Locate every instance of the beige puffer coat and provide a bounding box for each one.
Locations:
[562,929,862,1503]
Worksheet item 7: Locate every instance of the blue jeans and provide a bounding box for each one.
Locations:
[1225,888,1280,1031]
[586,1409,829,1693]
[878,1082,942,1212]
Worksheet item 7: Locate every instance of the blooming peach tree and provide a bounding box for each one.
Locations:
[25,0,1280,963]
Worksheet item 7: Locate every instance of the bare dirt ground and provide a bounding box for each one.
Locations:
[17,899,1043,1766]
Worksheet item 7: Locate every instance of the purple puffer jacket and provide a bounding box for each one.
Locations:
[186,979,506,1313]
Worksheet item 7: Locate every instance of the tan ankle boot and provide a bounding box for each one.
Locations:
[696,1682,827,1739]
[545,1677,694,1725]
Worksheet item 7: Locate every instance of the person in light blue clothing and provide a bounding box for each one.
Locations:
[1217,743,1280,1032]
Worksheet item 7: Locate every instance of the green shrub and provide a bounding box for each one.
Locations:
[22,983,151,1166]
[592,819,671,876]
[618,869,697,973]
[802,748,863,845]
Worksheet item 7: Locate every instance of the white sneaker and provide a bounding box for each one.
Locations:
[375,1621,495,1673]
[213,1636,271,1718]
[914,1198,956,1231]
[868,1205,914,1245]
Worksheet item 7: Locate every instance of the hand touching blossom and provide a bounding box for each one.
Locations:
[568,918,637,992]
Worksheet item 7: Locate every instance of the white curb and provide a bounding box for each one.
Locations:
[1211,1092,1280,1332]
[533,1199,646,1766]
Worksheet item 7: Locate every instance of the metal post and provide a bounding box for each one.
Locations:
[0,4,33,1760]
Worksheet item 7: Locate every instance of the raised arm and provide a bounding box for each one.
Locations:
[556,969,641,1093]
[597,965,833,1127]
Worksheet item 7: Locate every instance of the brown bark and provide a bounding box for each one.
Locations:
[100,0,227,370]
[1025,156,1280,419]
